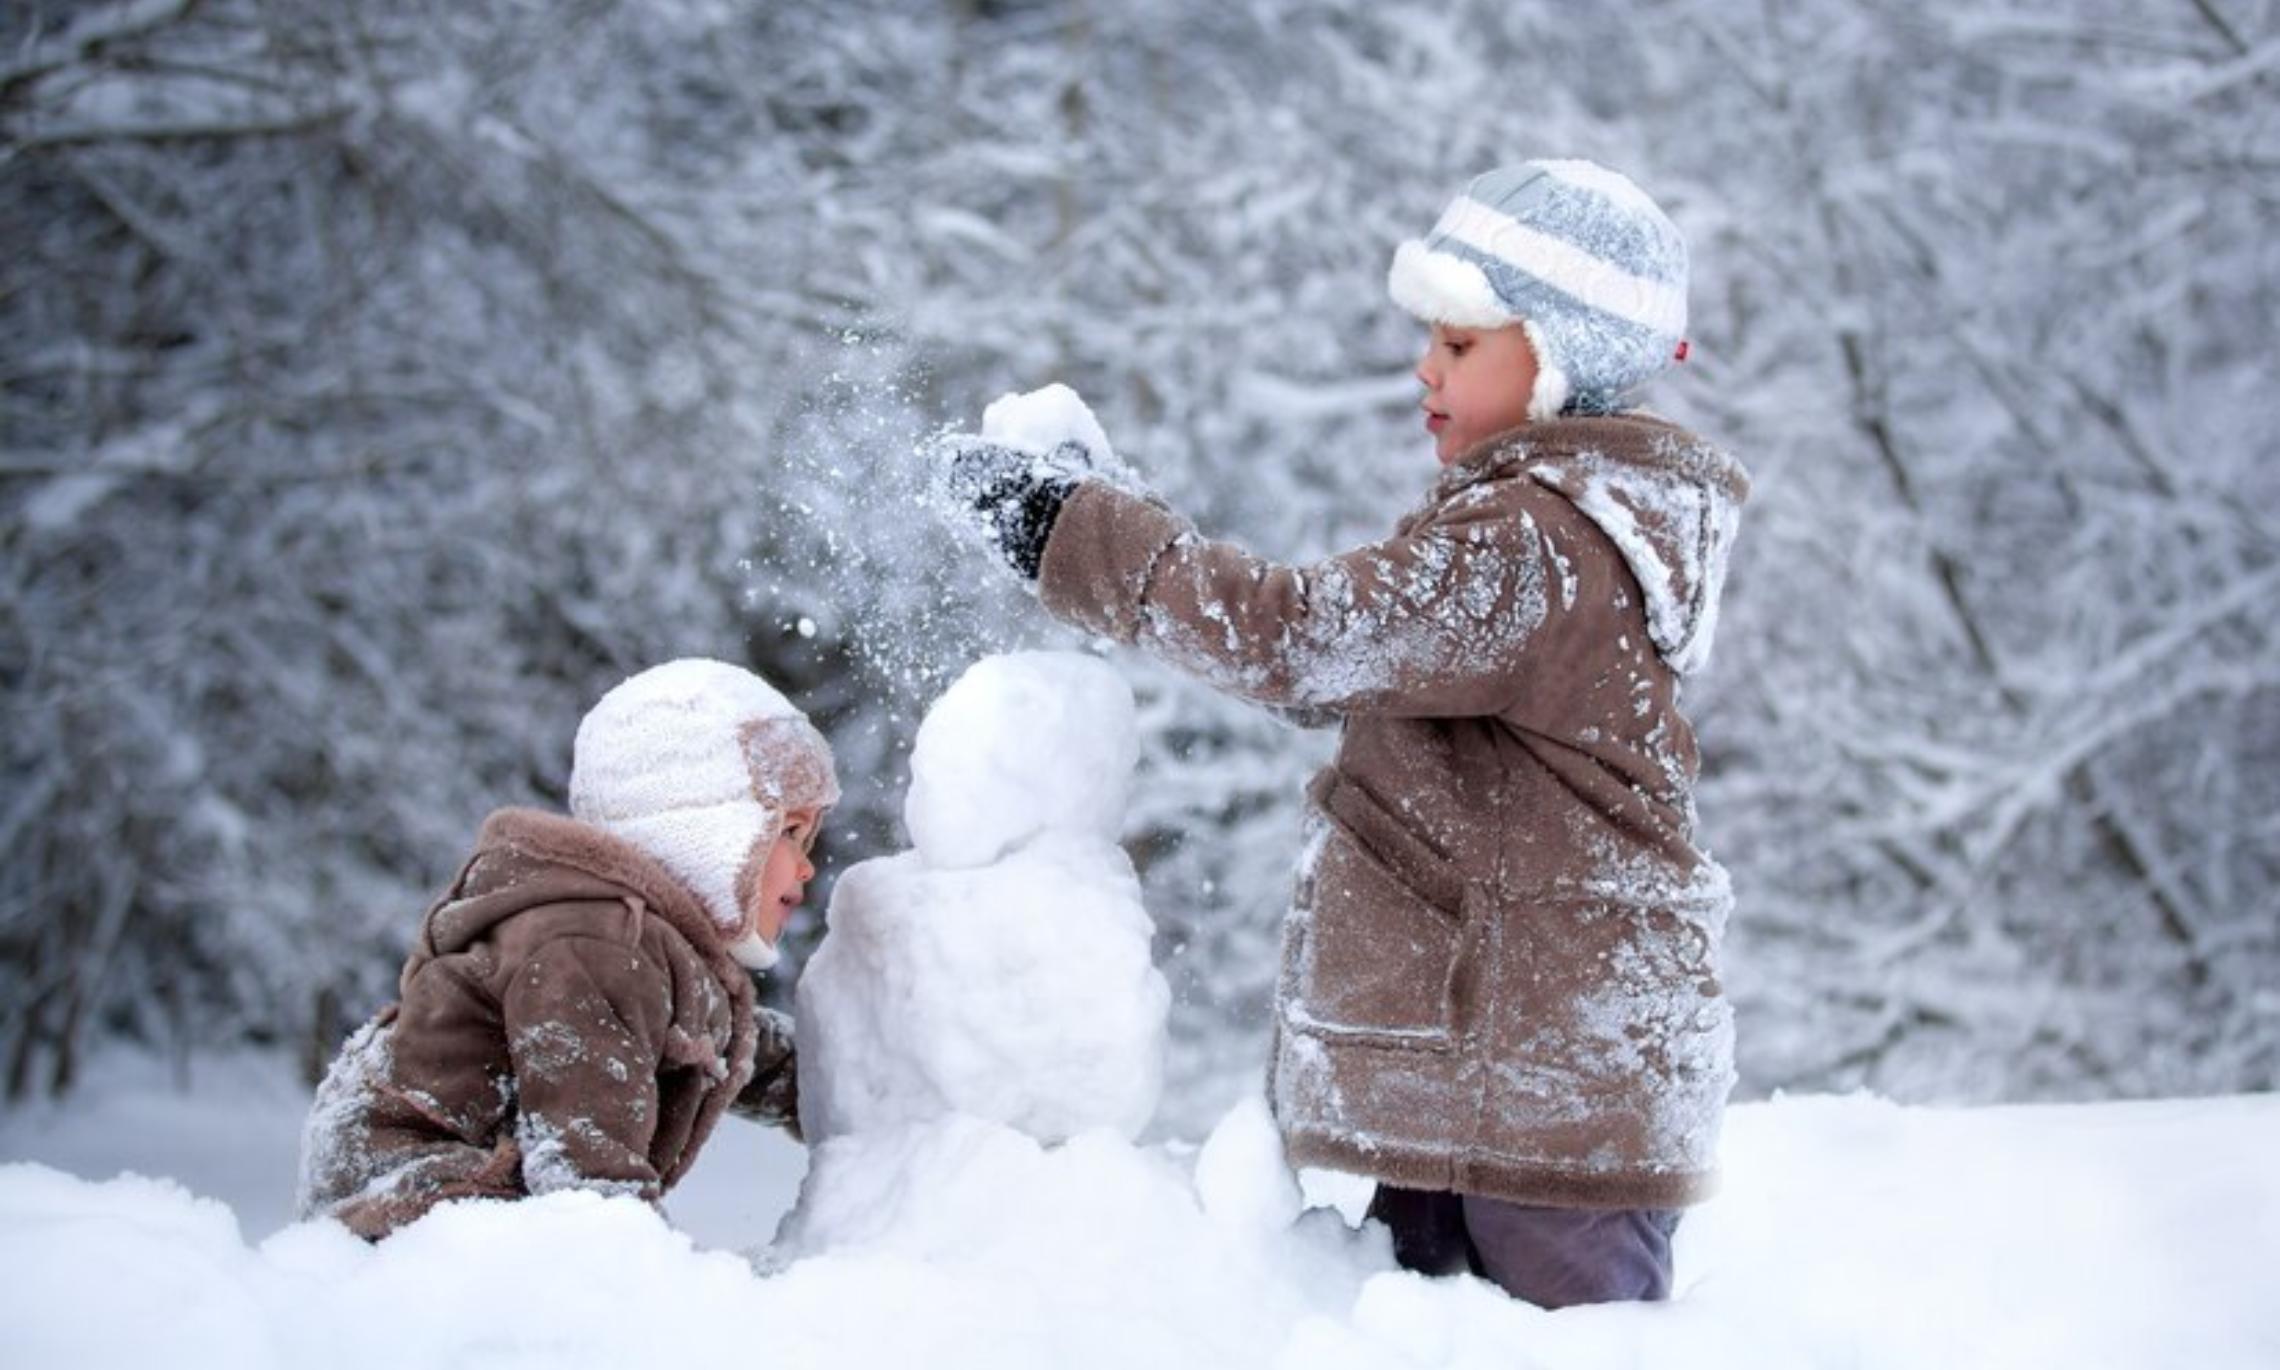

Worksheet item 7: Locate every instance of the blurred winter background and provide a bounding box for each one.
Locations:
[3,0,2275,1140]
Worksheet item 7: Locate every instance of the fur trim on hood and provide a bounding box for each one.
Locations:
[428,808,745,980]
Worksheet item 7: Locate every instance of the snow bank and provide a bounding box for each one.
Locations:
[6,1091,2278,1369]
[769,1102,1379,1367]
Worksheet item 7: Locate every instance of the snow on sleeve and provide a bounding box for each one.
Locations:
[295,1014,394,1219]
[797,651,1168,1144]
[500,939,667,1199]
[1094,496,1556,718]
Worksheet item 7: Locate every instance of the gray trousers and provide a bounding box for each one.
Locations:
[1366,1184,1680,1309]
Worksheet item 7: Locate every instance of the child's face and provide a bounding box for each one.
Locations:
[747,805,822,945]
[1414,322,1540,465]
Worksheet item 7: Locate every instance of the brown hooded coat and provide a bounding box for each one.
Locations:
[1038,413,1748,1209]
[297,809,799,1240]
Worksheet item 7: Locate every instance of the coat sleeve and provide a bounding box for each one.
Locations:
[1037,479,1563,717]
[727,1005,801,1140]
[499,935,670,1201]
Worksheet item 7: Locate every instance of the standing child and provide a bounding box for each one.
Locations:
[297,658,837,1239]
[930,160,1746,1308]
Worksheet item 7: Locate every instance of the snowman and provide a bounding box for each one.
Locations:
[793,650,1172,1146]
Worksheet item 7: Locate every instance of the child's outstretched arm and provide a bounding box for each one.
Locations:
[934,437,1573,719]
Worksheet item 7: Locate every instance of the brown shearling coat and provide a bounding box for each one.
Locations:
[297,809,798,1240]
[1038,413,1747,1210]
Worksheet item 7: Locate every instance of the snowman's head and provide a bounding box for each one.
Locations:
[905,652,1137,870]
[570,658,840,969]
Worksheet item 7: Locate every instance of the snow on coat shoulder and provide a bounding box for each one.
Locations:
[1514,419,1750,675]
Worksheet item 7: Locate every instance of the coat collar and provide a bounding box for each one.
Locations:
[424,809,746,987]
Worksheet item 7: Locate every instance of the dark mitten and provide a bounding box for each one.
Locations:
[928,436,1092,580]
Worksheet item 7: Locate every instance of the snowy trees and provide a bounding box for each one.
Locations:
[1661,0,2280,1101]
[1,0,869,1092]
[5,0,2273,1115]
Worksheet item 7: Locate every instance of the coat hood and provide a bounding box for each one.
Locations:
[1445,414,1750,675]
[416,809,735,972]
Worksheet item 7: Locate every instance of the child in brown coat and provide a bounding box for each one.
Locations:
[930,160,1747,1308]
[296,658,837,1240]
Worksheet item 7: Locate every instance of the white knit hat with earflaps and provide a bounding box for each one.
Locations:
[569,659,840,972]
[1389,159,1690,419]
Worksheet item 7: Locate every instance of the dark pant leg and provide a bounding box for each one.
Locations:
[1459,1197,1681,1309]
[1365,1184,1476,1278]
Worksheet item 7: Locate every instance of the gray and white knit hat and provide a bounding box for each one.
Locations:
[569,658,839,972]
[1388,159,1689,419]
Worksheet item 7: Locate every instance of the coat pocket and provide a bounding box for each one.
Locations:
[1282,773,1479,1052]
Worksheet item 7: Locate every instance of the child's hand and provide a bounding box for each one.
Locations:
[924,434,1093,581]
[933,434,1091,507]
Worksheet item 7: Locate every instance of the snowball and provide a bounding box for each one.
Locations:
[980,382,1116,465]
[905,651,1138,870]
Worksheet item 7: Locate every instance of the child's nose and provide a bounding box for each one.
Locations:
[1415,352,1438,388]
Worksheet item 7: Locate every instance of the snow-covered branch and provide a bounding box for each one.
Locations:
[3,104,349,151]
[0,0,195,98]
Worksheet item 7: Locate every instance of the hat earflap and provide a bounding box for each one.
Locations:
[1387,239,1513,331]
[1521,319,1572,422]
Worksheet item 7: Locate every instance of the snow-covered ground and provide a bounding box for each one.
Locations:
[3,1048,2276,1369]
